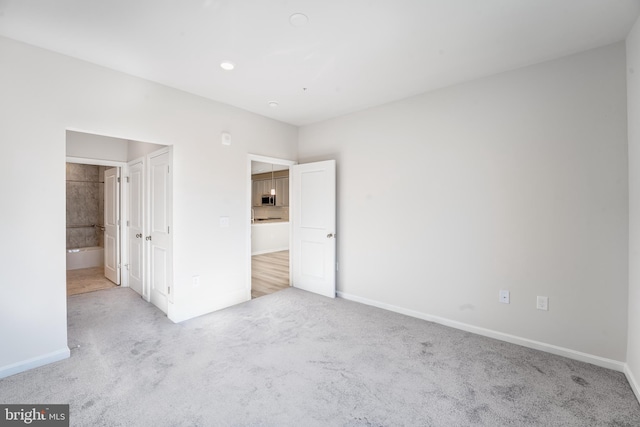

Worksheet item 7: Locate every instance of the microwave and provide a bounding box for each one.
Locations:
[261,195,276,206]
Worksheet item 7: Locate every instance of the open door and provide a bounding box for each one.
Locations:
[148,149,172,314]
[104,167,121,285]
[291,160,336,298]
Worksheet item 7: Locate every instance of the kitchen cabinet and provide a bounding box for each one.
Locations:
[252,181,262,207]
[275,177,289,206]
[252,177,289,207]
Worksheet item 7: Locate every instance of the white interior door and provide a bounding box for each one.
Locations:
[148,150,172,314]
[127,160,144,297]
[291,160,336,298]
[104,167,120,285]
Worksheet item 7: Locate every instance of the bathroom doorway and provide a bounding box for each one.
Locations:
[65,161,122,296]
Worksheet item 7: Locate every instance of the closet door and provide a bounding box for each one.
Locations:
[127,160,144,297]
[148,150,172,314]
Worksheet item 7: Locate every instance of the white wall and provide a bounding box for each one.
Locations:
[627,16,640,398]
[0,36,297,377]
[66,130,128,161]
[251,222,290,255]
[127,139,166,160]
[299,43,629,364]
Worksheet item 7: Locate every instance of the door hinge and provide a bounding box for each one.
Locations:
[126,176,130,183]
[117,177,121,183]
[167,165,170,174]
[126,220,130,227]
[336,262,339,271]
[167,226,170,234]
[168,286,171,295]
[117,219,121,226]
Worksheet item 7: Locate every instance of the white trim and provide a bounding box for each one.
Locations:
[248,154,297,166]
[66,156,126,168]
[625,364,640,403]
[337,291,625,372]
[168,288,247,323]
[0,347,70,379]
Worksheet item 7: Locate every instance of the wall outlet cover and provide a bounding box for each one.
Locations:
[537,296,549,311]
[221,132,232,146]
[499,290,510,304]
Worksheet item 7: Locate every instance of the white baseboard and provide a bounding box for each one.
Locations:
[337,291,625,372]
[625,364,640,403]
[0,347,70,379]
[168,288,248,323]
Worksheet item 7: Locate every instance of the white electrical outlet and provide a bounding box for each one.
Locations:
[219,216,230,228]
[537,296,549,311]
[499,290,510,304]
[192,275,200,287]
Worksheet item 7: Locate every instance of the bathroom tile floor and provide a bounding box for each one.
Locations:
[66,267,117,296]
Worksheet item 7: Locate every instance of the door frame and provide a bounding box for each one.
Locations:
[247,154,297,300]
[66,156,128,288]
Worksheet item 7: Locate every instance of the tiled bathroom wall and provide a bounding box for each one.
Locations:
[66,163,106,249]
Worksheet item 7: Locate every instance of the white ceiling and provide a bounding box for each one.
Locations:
[0,0,638,126]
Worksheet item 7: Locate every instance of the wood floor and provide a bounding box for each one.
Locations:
[67,266,117,296]
[252,250,290,299]
[68,254,287,299]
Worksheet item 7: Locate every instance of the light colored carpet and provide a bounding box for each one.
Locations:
[1,287,639,426]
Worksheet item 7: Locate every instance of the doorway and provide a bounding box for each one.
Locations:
[65,130,172,315]
[65,161,122,296]
[248,156,296,299]
[247,155,337,300]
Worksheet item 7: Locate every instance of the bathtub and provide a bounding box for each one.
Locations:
[66,246,104,270]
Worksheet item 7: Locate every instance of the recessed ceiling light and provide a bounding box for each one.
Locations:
[220,61,235,71]
[289,13,309,27]
[268,101,279,108]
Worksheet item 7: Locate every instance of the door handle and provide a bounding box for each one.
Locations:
[146,236,152,241]
[327,233,336,239]
[136,233,142,238]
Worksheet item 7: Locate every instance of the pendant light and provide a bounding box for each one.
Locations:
[270,164,276,195]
